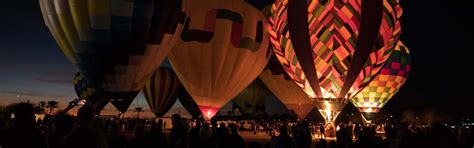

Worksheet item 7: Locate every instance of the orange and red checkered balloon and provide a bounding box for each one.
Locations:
[268,0,403,121]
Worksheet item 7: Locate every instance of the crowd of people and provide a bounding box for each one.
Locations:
[0,103,473,148]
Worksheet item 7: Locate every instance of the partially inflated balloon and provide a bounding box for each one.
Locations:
[269,0,403,122]
[40,0,189,113]
[142,67,180,117]
[232,79,270,116]
[259,56,315,119]
[169,0,271,119]
[351,41,411,115]
[73,72,108,113]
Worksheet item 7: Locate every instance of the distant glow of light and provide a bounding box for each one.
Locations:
[324,101,332,120]
[319,101,339,123]
[366,107,373,112]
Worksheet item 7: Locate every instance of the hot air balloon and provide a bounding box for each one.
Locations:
[40,0,189,113]
[168,0,271,119]
[232,79,270,116]
[351,41,411,123]
[259,56,315,119]
[269,0,403,123]
[73,72,109,113]
[142,67,180,117]
[177,87,202,119]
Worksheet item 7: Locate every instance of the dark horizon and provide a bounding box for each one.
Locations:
[0,0,473,119]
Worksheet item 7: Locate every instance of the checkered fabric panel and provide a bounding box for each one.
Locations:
[351,41,411,113]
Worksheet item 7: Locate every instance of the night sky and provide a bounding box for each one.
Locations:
[0,0,473,118]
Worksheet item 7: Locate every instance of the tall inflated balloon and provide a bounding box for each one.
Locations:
[40,0,188,113]
[232,79,270,116]
[269,0,403,122]
[142,67,180,117]
[73,72,109,112]
[260,56,315,119]
[169,0,271,119]
[351,41,411,121]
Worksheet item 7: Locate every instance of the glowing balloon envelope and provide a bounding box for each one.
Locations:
[351,41,411,121]
[142,67,180,117]
[169,0,271,119]
[40,0,189,113]
[269,0,403,122]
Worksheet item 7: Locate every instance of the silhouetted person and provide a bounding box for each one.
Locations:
[393,122,410,148]
[145,120,168,148]
[270,125,297,148]
[348,123,354,140]
[169,114,188,148]
[128,124,147,148]
[353,126,381,148]
[248,142,262,148]
[319,124,326,139]
[209,117,219,147]
[385,124,395,140]
[354,124,361,140]
[216,123,230,148]
[296,122,312,148]
[189,121,201,148]
[291,125,297,138]
[106,122,127,148]
[317,139,327,148]
[425,122,454,148]
[58,106,107,148]
[0,103,47,148]
[328,140,337,148]
[200,123,213,147]
[50,115,74,148]
[228,124,246,148]
[336,124,352,148]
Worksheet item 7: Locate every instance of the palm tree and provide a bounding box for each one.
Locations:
[46,101,59,115]
[134,107,143,119]
[38,101,46,114]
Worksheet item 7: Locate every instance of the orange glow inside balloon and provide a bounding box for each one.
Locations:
[199,106,219,119]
